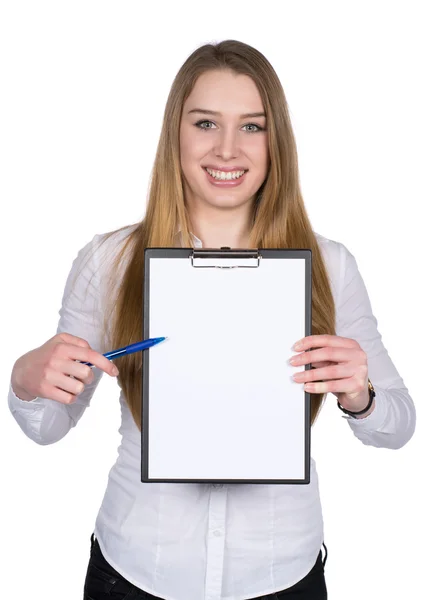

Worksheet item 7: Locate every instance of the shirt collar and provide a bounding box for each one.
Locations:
[175,229,203,248]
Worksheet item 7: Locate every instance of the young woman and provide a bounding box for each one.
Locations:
[9,40,415,600]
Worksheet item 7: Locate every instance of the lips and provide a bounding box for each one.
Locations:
[203,166,248,187]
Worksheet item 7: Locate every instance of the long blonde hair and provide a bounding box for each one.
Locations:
[102,40,335,429]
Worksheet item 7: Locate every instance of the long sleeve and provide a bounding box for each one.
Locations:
[8,234,105,445]
[334,243,416,449]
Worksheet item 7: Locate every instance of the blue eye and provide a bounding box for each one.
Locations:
[242,123,263,133]
[195,120,216,130]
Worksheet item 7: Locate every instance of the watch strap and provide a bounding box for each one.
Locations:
[337,379,376,417]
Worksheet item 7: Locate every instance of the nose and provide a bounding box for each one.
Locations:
[214,128,239,161]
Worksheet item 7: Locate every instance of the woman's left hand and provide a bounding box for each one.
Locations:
[290,335,371,413]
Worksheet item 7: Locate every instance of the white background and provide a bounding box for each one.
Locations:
[1,1,439,598]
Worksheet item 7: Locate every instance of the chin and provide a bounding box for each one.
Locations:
[207,192,252,209]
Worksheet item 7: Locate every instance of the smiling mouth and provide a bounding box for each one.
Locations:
[204,167,247,181]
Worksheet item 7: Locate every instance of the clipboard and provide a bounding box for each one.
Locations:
[141,248,312,484]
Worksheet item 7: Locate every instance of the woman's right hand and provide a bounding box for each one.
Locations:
[11,333,119,404]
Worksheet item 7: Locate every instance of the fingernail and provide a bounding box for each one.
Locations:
[113,366,119,376]
[294,341,302,350]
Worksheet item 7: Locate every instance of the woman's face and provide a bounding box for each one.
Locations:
[180,69,269,214]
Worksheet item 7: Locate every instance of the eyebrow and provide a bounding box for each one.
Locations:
[188,108,266,119]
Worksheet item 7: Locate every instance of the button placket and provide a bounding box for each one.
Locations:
[205,486,227,599]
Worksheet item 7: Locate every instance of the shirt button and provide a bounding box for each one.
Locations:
[213,529,223,537]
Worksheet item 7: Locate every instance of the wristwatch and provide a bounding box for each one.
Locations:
[337,379,376,417]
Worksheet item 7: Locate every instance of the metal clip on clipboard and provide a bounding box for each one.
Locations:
[190,247,261,269]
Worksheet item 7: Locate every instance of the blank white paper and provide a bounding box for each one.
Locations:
[146,256,307,481]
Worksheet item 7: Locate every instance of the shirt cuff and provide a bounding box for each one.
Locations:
[8,383,45,409]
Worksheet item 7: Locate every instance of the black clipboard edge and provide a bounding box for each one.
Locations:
[141,248,312,485]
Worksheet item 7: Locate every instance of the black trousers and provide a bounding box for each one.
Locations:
[84,534,327,600]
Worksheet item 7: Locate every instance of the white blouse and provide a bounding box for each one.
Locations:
[8,227,416,600]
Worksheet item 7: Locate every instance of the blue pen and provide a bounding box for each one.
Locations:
[82,337,166,367]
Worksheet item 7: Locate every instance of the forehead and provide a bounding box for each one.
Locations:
[184,70,264,115]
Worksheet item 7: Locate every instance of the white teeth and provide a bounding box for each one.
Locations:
[206,168,245,181]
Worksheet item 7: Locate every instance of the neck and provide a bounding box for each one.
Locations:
[187,203,253,249]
